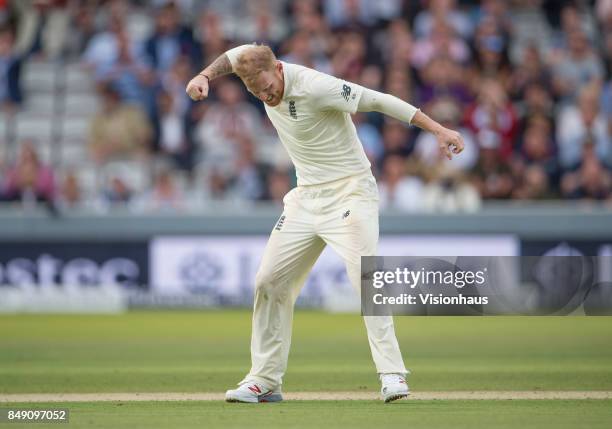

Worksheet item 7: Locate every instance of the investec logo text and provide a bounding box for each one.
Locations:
[0,254,140,287]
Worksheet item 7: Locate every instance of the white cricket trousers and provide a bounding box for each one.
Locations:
[240,171,407,388]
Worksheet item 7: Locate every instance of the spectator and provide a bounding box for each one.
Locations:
[556,83,611,170]
[369,0,405,23]
[469,17,512,89]
[374,19,413,68]
[0,141,6,178]
[323,0,375,31]
[413,0,472,40]
[161,55,194,119]
[2,141,54,205]
[423,170,481,212]
[0,0,8,23]
[265,167,291,205]
[2,1,611,210]
[380,120,413,163]
[465,79,518,160]
[561,143,612,200]
[378,155,425,212]
[508,0,553,64]
[63,2,97,58]
[512,164,553,200]
[603,26,612,74]
[100,28,156,111]
[193,10,230,67]
[0,26,23,111]
[194,0,250,38]
[553,2,599,50]
[353,112,384,170]
[98,0,151,42]
[290,0,334,61]
[514,81,554,123]
[471,139,514,200]
[89,84,153,164]
[602,79,612,138]
[234,1,288,46]
[417,55,472,108]
[12,0,70,59]
[472,0,512,37]
[196,78,262,172]
[153,90,194,172]
[56,170,82,209]
[139,168,184,212]
[144,2,196,74]
[359,64,384,91]
[206,166,232,201]
[82,16,137,80]
[280,30,331,73]
[102,175,133,206]
[231,135,268,201]
[510,44,550,101]
[384,66,412,104]
[513,114,559,187]
[411,17,470,70]
[598,1,612,73]
[329,30,367,81]
[598,0,612,25]
[550,28,605,101]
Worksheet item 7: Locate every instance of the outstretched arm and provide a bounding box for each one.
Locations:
[357,88,464,160]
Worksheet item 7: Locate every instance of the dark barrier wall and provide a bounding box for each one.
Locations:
[0,242,148,287]
[0,203,611,241]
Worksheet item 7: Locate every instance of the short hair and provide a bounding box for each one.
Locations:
[234,45,277,87]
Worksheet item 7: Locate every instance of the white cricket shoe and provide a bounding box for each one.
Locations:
[225,380,283,403]
[380,373,410,403]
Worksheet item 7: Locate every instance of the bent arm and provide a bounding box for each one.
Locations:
[187,45,252,101]
[198,53,233,81]
[199,45,251,81]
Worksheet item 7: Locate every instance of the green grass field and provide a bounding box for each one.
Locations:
[1,400,611,429]
[1,311,611,428]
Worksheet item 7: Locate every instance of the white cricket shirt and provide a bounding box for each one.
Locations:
[227,47,371,186]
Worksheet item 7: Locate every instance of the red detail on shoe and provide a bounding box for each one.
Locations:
[399,380,407,384]
[248,384,262,394]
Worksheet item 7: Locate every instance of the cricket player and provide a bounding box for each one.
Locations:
[186,44,464,403]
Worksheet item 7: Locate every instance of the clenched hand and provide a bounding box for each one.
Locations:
[436,127,465,160]
[186,74,210,101]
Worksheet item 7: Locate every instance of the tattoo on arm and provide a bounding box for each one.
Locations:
[200,54,233,81]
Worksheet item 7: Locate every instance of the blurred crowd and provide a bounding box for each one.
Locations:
[0,0,611,213]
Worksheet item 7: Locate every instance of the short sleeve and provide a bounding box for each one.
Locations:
[308,70,363,114]
[226,45,254,70]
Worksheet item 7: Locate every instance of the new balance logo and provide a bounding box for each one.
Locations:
[275,215,286,231]
[247,385,262,394]
[289,100,297,119]
[342,210,350,219]
[341,84,351,102]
